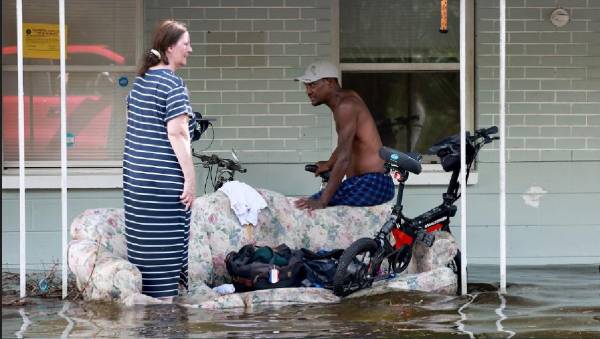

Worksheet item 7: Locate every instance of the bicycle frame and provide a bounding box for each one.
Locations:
[331,127,498,296]
[383,169,458,250]
[374,129,493,270]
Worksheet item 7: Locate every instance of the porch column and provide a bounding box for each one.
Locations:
[499,0,508,294]
[459,0,468,295]
[59,0,69,299]
[16,0,26,299]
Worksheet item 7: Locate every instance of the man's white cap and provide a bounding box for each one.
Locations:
[294,60,339,83]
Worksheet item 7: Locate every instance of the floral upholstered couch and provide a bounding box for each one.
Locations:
[68,188,458,308]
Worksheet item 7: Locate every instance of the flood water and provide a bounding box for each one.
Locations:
[2,265,599,338]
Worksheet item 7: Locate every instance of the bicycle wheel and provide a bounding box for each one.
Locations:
[332,238,379,297]
[389,245,412,274]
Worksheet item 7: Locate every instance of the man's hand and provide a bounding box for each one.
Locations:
[314,160,331,177]
[294,197,326,210]
[392,171,404,182]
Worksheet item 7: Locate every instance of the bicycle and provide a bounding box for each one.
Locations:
[326,126,499,297]
[190,112,247,192]
[304,163,330,190]
[192,149,247,193]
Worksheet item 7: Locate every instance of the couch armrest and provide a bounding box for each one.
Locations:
[68,239,99,289]
[408,231,458,274]
[88,249,142,301]
[70,208,128,259]
[68,239,142,301]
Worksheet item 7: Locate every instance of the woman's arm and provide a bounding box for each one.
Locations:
[167,114,195,210]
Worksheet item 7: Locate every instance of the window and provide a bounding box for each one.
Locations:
[2,0,140,168]
[339,0,473,163]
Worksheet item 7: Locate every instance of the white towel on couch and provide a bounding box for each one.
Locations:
[218,181,267,226]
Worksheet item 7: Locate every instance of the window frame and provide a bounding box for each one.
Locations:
[2,0,143,188]
[333,0,475,185]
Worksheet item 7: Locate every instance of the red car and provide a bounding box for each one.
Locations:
[2,45,127,162]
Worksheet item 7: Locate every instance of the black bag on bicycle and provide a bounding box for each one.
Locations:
[300,248,344,288]
[225,243,305,292]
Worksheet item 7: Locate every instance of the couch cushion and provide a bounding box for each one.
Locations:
[190,188,393,285]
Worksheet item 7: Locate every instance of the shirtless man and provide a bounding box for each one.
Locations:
[294,60,395,210]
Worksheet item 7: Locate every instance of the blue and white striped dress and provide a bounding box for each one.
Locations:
[123,68,196,298]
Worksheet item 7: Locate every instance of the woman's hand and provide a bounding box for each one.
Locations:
[180,178,196,210]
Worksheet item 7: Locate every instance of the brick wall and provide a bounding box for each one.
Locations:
[144,0,334,163]
[476,0,600,162]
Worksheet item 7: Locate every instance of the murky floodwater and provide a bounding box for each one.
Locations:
[3,265,599,338]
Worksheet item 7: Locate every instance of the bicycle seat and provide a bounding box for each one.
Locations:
[379,146,422,174]
[305,164,330,182]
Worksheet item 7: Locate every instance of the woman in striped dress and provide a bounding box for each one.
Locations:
[123,20,196,302]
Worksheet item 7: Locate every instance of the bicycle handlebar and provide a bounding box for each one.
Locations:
[471,125,499,144]
[482,125,498,135]
[305,164,330,182]
[193,152,247,173]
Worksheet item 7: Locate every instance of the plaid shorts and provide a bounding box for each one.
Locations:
[310,172,395,207]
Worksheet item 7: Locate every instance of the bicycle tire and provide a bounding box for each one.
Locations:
[332,238,379,297]
[390,244,412,274]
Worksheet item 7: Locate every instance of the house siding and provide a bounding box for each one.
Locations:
[472,0,600,264]
[2,0,599,269]
[144,0,334,164]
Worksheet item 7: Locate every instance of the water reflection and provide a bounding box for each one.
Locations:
[14,308,31,339]
[132,304,189,338]
[495,291,516,338]
[57,302,74,338]
[3,265,600,338]
[455,293,477,339]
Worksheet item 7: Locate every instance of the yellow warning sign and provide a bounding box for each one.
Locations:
[23,23,66,59]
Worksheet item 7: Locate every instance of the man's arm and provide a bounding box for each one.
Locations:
[315,147,338,176]
[296,102,356,209]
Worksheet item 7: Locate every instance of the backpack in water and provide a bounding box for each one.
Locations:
[225,244,305,292]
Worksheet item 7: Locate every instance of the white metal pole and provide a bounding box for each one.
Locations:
[459,0,468,296]
[59,0,68,299]
[16,0,27,300]
[499,0,508,294]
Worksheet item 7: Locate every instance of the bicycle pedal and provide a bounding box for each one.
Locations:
[416,230,435,247]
